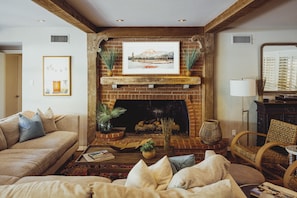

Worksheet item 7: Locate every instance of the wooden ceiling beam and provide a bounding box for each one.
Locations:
[32,0,97,33]
[96,27,204,38]
[204,0,269,33]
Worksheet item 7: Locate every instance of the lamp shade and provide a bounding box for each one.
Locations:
[230,79,256,97]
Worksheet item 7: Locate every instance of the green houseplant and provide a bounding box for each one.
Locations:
[96,102,126,133]
[185,48,201,76]
[99,47,118,76]
[140,139,156,159]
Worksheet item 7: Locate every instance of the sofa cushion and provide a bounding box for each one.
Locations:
[0,127,8,150]
[168,154,195,174]
[38,107,58,133]
[92,181,232,198]
[0,180,90,198]
[0,175,20,185]
[187,179,232,198]
[0,114,20,147]
[15,175,111,187]
[0,149,57,177]
[125,159,157,190]
[18,113,45,142]
[167,154,230,189]
[11,131,77,159]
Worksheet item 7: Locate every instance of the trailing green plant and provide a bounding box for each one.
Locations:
[140,140,155,152]
[185,48,201,70]
[96,102,127,124]
[99,47,118,70]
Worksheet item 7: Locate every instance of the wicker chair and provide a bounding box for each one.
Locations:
[230,119,297,181]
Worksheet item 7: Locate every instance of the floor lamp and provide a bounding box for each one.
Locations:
[230,79,256,145]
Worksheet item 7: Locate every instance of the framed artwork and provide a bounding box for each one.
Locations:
[43,56,71,96]
[122,41,180,75]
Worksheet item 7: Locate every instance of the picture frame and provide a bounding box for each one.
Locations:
[43,56,71,96]
[122,41,180,75]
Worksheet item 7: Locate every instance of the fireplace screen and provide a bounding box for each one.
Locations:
[112,100,189,135]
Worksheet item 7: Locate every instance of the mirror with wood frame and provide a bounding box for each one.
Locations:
[261,43,297,93]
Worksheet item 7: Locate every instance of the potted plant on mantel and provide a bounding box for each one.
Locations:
[96,102,126,133]
[140,139,156,159]
[98,47,118,76]
[185,48,201,76]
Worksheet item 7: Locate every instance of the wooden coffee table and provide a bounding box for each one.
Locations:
[75,145,174,175]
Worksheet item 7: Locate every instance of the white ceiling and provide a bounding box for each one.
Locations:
[1,0,297,49]
[65,0,237,27]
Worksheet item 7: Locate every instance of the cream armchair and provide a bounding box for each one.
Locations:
[231,119,297,181]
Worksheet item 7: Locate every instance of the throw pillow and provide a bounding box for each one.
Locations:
[18,113,45,142]
[0,114,20,147]
[148,155,173,190]
[167,154,230,189]
[37,107,57,133]
[168,154,195,174]
[125,159,157,190]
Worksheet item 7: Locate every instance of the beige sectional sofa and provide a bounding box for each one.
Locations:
[0,110,79,185]
[0,110,246,197]
[0,150,247,198]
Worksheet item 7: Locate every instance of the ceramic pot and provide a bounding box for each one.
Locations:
[142,149,156,159]
[199,119,222,145]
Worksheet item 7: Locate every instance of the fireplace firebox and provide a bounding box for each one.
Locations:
[111,100,189,136]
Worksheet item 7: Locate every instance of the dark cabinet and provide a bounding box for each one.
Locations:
[255,100,297,145]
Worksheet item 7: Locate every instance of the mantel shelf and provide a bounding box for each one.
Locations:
[100,76,201,88]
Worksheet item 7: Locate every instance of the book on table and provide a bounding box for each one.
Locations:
[250,182,297,198]
[83,150,115,162]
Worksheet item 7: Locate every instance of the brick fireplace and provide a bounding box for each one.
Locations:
[96,37,205,138]
[87,34,227,159]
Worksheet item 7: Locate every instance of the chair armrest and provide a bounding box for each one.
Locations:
[284,160,297,189]
[55,114,80,133]
[230,131,267,149]
[255,142,287,170]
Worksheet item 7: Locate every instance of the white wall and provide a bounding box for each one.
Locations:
[0,53,5,117]
[0,27,88,148]
[216,29,297,144]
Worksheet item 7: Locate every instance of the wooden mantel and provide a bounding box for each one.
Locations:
[100,76,201,87]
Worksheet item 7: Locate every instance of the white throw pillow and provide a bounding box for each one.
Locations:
[125,156,173,191]
[167,154,230,189]
[125,159,157,190]
[149,155,173,190]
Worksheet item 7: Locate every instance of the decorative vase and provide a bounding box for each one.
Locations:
[98,120,112,133]
[107,69,113,76]
[164,134,171,153]
[199,119,222,145]
[142,149,156,159]
[186,70,191,76]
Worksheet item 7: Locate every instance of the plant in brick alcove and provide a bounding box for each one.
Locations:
[98,47,118,76]
[184,47,201,76]
[96,102,126,133]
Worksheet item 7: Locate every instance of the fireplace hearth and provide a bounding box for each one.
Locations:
[111,100,189,135]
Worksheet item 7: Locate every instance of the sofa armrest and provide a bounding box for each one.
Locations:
[55,114,80,133]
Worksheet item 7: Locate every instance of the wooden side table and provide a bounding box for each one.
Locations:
[285,145,297,165]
